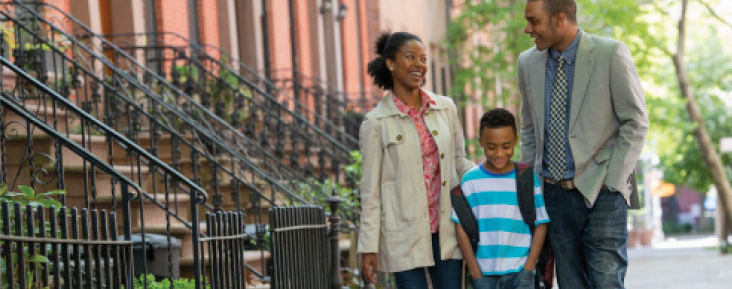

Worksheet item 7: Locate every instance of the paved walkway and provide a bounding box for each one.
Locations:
[625,234,732,289]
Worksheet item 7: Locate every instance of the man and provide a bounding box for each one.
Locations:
[517,0,648,288]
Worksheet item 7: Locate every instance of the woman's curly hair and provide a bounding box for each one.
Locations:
[367,32,423,90]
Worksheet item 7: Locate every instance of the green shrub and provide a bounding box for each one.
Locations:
[129,274,209,289]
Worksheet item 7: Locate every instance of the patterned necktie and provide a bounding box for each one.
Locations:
[546,56,568,180]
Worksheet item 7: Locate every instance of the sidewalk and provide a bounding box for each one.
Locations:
[625,234,732,289]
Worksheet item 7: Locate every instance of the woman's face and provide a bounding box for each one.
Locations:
[387,40,427,91]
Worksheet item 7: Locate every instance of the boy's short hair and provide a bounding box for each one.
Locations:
[479,108,517,136]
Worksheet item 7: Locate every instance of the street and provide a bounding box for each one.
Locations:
[625,235,732,289]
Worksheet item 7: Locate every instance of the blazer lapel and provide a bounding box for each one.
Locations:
[569,31,597,131]
[531,51,548,141]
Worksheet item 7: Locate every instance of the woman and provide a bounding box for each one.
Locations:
[358,31,474,289]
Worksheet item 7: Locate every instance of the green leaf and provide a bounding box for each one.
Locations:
[18,185,34,198]
[28,254,50,264]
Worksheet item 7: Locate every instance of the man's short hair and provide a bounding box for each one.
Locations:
[530,0,577,23]
[479,108,517,136]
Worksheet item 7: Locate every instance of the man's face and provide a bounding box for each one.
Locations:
[524,0,559,51]
[479,126,517,174]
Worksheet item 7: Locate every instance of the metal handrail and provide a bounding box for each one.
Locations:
[101,31,359,150]
[0,55,207,202]
[4,1,311,205]
[34,2,354,156]
[18,0,350,187]
[0,8,286,209]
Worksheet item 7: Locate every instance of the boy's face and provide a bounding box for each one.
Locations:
[479,126,517,174]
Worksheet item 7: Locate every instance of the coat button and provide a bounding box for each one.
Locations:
[432,130,438,136]
[442,181,446,186]
[425,110,430,116]
[396,135,403,141]
[441,208,445,213]
[440,153,445,159]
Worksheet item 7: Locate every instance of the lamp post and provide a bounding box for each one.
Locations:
[721,137,732,253]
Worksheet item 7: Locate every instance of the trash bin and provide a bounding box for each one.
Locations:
[127,234,181,279]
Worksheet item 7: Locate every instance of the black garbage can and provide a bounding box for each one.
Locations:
[127,234,181,279]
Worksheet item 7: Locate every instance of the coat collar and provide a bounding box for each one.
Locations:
[374,89,450,118]
[568,30,597,131]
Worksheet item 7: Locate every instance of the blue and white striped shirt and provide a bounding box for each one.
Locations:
[452,164,550,275]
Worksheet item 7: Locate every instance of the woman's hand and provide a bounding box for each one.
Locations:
[360,253,378,284]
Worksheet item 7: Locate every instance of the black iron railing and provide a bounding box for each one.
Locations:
[11,1,355,201]
[198,37,379,132]
[269,200,344,289]
[0,5,310,282]
[103,31,363,149]
[0,2,353,287]
[0,1,315,209]
[0,202,130,289]
[101,32,357,180]
[0,53,207,287]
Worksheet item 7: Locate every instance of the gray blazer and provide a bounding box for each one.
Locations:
[518,31,649,206]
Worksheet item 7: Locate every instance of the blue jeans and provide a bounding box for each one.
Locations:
[393,233,462,289]
[543,183,628,289]
[473,270,535,289]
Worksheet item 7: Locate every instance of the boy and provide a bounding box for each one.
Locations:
[452,108,549,289]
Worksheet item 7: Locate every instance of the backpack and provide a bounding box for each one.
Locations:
[450,162,554,289]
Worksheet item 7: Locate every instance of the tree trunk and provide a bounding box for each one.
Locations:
[672,0,732,232]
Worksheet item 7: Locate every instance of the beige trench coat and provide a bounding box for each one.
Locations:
[357,90,474,273]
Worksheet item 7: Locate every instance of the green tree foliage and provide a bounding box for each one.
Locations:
[652,32,732,192]
[447,0,732,196]
[447,0,531,110]
[446,0,653,160]
[446,0,654,108]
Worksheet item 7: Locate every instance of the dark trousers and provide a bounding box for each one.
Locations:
[393,233,462,289]
[543,183,628,289]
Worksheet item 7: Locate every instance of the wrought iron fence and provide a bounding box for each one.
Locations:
[1,1,324,206]
[0,0,314,215]
[198,210,250,289]
[0,2,352,288]
[269,199,344,289]
[0,51,209,287]
[0,202,132,289]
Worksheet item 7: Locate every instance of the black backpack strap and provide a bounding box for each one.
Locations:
[450,185,479,253]
[515,162,555,289]
[514,162,536,231]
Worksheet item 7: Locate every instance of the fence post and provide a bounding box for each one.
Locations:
[328,195,343,289]
[121,184,134,287]
[191,187,203,289]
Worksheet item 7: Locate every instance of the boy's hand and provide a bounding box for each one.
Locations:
[469,264,483,280]
[524,223,547,273]
[360,253,378,284]
[456,224,483,280]
[523,263,536,271]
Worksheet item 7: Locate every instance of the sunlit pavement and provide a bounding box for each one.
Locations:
[625,234,732,289]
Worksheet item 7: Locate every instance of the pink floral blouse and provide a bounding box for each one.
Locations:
[392,91,441,233]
